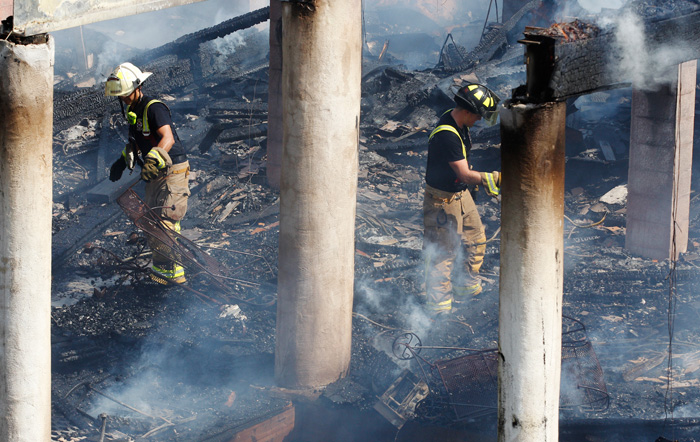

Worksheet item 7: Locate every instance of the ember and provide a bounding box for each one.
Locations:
[525,19,601,41]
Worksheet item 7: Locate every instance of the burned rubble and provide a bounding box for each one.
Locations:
[46,1,700,442]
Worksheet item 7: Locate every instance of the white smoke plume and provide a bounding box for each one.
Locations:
[605,10,689,90]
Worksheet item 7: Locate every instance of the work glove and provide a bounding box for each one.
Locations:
[141,157,162,182]
[480,171,501,197]
[124,143,137,171]
[140,149,167,182]
[109,156,127,182]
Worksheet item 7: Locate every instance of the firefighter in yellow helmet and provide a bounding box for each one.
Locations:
[105,62,191,285]
[422,83,501,316]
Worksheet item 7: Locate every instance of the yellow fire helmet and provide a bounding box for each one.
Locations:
[104,62,153,97]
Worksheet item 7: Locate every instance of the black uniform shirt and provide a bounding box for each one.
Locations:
[425,111,472,192]
[128,95,187,164]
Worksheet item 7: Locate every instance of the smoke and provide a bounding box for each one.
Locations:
[85,299,258,422]
[577,0,627,14]
[604,10,683,89]
[94,40,127,80]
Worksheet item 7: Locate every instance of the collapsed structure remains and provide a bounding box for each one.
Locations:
[2,0,700,440]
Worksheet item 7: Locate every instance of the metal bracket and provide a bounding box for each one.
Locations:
[519,33,556,103]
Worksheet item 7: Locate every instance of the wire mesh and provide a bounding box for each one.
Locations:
[434,350,498,420]
[434,319,609,421]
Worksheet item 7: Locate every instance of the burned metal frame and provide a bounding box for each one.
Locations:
[392,316,610,423]
[115,186,275,307]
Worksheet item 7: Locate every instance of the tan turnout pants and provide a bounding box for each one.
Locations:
[145,161,191,278]
[423,184,486,312]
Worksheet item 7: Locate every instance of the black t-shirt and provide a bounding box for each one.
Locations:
[425,111,472,192]
[128,95,187,164]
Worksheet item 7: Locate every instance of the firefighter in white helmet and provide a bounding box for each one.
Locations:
[422,83,501,316]
[105,62,191,285]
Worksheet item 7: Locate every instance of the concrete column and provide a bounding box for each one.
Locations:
[275,1,361,388]
[498,100,566,442]
[266,0,283,189]
[0,35,54,442]
[626,60,696,260]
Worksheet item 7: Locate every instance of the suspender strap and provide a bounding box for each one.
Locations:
[429,124,467,160]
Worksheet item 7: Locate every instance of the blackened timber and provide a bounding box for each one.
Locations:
[367,138,427,154]
[54,8,269,133]
[53,57,193,133]
[132,7,270,66]
[534,7,700,100]
[438,0,542,73]
[52,204,123,272]
[218,123,268,142]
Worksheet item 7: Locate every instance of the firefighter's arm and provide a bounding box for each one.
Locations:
[449,159,482,185]
[155,124,175,152]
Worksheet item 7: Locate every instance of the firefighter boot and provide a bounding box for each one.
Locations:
[453,276,482,301]
[150,262,186,285]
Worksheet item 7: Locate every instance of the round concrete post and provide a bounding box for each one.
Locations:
[275,1,361,388]
[0,36,54,441]
[498,101,566,442]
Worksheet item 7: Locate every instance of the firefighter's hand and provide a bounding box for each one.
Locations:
[140,156,162,182]
[109,156,127,182]
[480,171,501,197]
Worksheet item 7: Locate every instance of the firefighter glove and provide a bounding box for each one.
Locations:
[141,150,167,181]
[480,171,501,197]
[123,143,137,170]
[109,156,127,182]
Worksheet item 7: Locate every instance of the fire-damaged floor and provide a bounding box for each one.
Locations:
[49,86,700,442]
[45,4,700,442]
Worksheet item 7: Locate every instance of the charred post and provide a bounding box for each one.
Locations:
[0,34,54,442]
[495,18,570,441]
[498,99,566,442]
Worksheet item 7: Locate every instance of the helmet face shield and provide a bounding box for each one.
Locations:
[105,75,128,96]
[482,109,500,127]
[104,62,153,97]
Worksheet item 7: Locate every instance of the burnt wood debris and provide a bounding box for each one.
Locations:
[47,0,700,441]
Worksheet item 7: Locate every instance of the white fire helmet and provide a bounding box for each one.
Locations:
[104,62,153,97]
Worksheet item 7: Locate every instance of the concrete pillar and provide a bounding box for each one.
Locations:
[498,100,566,442]
[266,0,282,189]
[0,35,54,442]
[626,60,696,260]
[275,1,361,388]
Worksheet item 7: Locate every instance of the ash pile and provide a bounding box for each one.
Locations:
[49,2,700,442]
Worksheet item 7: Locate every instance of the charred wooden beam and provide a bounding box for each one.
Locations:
[54,8,270,133]
[437,0,542,73]
[132,7,270,66]
[520,5,700,102]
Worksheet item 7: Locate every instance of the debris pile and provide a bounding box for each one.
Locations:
[46,2,700,441]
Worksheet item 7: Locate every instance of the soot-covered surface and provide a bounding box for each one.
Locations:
[47,2,700,441]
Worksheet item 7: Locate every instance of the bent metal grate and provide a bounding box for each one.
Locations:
[434,318,609,421]
[116,188,230,288]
